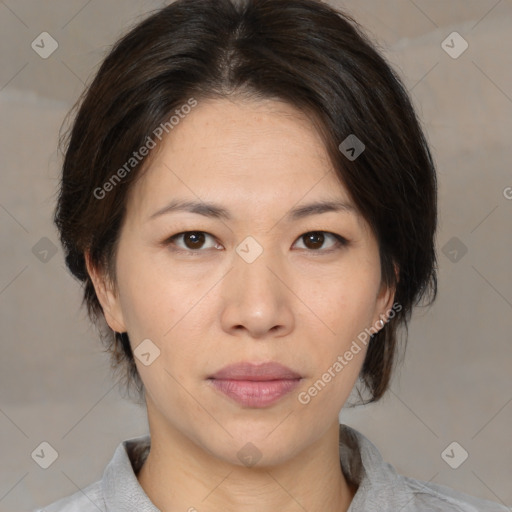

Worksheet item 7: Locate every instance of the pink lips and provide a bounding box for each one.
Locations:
[208,362,302,408]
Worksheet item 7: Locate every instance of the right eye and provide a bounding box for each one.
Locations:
[163,231,223,254]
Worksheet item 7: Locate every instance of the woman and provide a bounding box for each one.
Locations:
[38,0,508,510]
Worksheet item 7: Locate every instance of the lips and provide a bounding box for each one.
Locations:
[208,362,302,407]
[209,361,302,381]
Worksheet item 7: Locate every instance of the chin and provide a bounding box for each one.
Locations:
[199,420,310,468]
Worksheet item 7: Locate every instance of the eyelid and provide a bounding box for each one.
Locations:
[162,230,349,254]
[163,231,220,252]
[293,231,348,250]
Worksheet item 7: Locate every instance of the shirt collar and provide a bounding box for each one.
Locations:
[101,424,410,511]
[102,434,157,511]
[339,424,412,511]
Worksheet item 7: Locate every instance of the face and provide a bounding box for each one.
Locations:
[88,97,394,466]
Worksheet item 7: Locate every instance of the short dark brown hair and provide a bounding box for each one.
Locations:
[55,0,437,406]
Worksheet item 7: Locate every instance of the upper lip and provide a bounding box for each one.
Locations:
[209,362,302,381]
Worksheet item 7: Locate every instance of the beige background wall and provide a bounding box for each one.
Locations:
[0,1,511,510]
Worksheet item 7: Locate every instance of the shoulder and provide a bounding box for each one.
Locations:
[32,434,151,512]
[339,424,510,512]
[399,475,511,512]
[33,479,105,512]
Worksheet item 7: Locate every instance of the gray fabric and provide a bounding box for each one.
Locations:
[35,424,510,511]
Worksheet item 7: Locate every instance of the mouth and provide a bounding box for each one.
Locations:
[207,361,303,408]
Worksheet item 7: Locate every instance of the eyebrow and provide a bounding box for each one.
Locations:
[148,198,357,223]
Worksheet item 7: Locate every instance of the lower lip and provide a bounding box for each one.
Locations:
[209,378,301,407]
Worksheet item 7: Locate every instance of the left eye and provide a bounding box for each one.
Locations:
[294,231,347,251]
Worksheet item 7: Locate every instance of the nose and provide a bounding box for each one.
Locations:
[219,247,295,339]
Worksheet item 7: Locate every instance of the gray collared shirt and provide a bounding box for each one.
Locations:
[36,424,510,511]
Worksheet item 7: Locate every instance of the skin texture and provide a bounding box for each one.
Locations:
[86,97,395,512]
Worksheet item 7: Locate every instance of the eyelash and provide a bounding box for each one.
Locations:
[161,231,349,256]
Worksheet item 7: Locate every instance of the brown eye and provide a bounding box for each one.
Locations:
[303,232,325,249]
[182,232,206,249]
[166,231,220,253]
[294,231,348,252]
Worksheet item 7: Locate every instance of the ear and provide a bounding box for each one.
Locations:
[372,262,399,328]
[85,250,127,333]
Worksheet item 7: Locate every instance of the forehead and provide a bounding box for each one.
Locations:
[127,98,358,223]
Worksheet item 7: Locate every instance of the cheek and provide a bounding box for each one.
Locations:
[297,279,374,413]
[114,242,184,337]
[297,260,381,340]
[116,263,208,380]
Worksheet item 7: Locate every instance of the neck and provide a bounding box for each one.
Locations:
[137,413,356,512]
